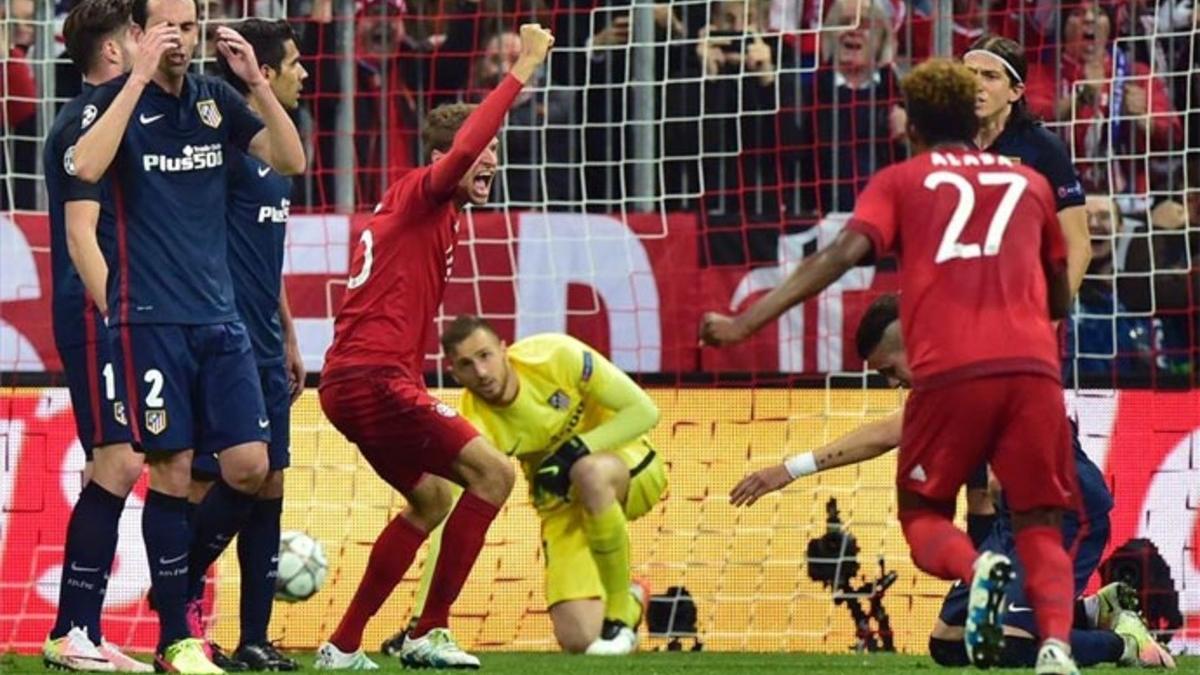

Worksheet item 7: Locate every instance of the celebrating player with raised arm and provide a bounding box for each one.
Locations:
[314,24,554,671]
[701,60,1080,674]
[731,294,1175,670]
[69,0,305,671]
[42,1,148,670]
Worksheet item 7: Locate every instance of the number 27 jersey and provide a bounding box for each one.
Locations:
[846,150,1067,387]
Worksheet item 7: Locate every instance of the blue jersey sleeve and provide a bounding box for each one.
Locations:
[1031,126,1086,211]
[212,78,264,151]
[53,115,103,203]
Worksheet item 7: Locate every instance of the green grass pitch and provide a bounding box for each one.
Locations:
[4,651,1200,674]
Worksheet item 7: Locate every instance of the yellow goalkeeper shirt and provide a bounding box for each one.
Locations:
[458,333,660,512]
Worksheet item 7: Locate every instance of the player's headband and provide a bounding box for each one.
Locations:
[964,49,1024,85]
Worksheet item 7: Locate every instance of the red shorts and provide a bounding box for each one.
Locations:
[898,374,1075,513]
[319,369,480,491]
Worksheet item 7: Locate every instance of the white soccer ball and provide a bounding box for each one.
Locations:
[275,530,328,603]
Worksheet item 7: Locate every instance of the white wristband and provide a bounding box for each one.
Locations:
[783,452,818,479]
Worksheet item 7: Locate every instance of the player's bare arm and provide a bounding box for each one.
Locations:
[1057,204,1091,296]
[279,284,305,402]
[729,410,902,507]
[700,230,874,347]
[72,23,180,183]
[218,27,306,175]
[426,23,554,200]
[63,200,109,314]
[1045,260,1071,321]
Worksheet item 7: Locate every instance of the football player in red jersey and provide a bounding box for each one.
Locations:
[701,59,1080,675]
[315,23,553,671]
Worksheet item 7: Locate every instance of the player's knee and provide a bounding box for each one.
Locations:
[219,443,269,495]
[257,470,285,500]
[472,448,515,503]
[570,455,621,512]
[406,478,456,531]
[928,636,969,667]
[92,443,144,496]
[553,623,595,654]
[147,451,192,496]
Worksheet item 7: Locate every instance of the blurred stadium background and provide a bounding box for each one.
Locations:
[1,0,1198,659]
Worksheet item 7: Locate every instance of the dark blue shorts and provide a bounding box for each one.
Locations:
[938,509,1112,635]
[112,322,268,454]
[56,322,133,459]
[193,362,291,478]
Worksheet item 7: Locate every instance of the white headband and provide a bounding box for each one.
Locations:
[964,49,1024,84]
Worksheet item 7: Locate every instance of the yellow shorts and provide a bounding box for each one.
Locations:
[540,446,667,608]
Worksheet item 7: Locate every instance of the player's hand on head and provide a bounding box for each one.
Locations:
[699,312,746,347]
[729,465,794,507]
[215,26,265,87]
[518,23,554,64]
[132,23,181,82]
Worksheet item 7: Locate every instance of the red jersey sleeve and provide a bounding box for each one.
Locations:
[846,165,900,258]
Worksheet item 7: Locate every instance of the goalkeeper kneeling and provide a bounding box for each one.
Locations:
[383,315,667,656]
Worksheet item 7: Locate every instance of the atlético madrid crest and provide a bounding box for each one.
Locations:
[145,409,168,435]
[197,99,222,128]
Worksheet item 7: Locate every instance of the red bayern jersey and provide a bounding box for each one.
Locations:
[846,147,1067,388]
[323,167,461,378]
[322,74,524,379]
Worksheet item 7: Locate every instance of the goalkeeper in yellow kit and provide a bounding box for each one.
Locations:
[382,314,667,656]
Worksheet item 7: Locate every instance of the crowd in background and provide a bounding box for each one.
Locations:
[2,0,1198,379]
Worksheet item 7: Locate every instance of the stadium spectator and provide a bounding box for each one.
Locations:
[1064,196,1159,381]
[901,0,987,63]
[1,0,38,210]
[1116,169,1200,380]
[1024,1,1183,195]
[781,0,905,217]
[572,2,690,209]
[456,28,576,205]
[303,0,475,209]
[684,0,787,251]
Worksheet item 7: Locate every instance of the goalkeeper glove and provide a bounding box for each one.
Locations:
[534,436,591,499]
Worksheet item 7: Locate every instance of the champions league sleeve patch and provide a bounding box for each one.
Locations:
[1058,181,1084,200]
[581,351,594,382]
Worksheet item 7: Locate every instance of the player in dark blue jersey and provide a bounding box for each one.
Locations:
[957,36,1094,548]
[964,36,1090,295]
[186,17,307,672]
[42,2,152,672]
[69,0,305,670]
[729,294,1176,670]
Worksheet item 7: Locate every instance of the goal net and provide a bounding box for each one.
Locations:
[1,0,1198,657]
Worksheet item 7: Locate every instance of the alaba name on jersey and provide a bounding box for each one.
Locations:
[846,148,1068,387]
[458,333,656,511]
[322,165,461,377]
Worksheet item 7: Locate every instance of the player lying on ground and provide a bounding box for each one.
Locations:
[380,316,666,656]
[701,59,1081,674]
[185,17,308,672]
[315,24,554,671]
[43,1,149,670]
[730,293,1176,670]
